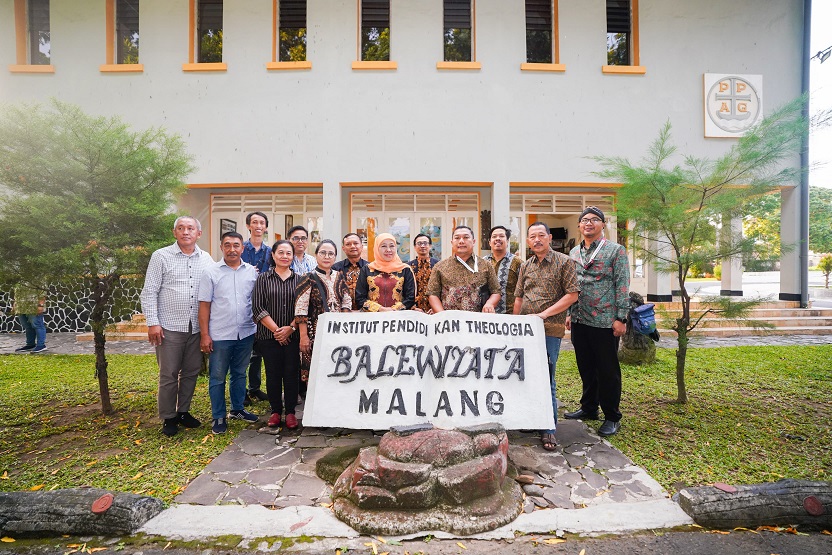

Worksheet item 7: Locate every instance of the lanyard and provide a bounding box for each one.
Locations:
[580,239,606,269]
[456,255,478,273]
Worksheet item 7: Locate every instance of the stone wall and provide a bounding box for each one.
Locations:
[0,278,143,333]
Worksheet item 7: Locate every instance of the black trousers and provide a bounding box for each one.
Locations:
[256,338,300,416]
[570,321,622,422]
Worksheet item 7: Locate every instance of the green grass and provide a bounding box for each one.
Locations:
[0,354,237,502]
[0,346,830,501]
[557,346,831,490]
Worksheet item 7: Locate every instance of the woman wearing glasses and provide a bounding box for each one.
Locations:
[295,240,352,390]
[355,233,416,312]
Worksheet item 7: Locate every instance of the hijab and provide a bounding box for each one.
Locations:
[369,233,409,273]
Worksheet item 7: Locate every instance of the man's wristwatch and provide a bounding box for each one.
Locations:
[616,317,627,324]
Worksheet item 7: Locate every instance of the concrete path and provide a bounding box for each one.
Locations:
[2,331,831,356]
[140,409,692,541]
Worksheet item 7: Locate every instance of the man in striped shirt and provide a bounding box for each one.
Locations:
[141,216,214,438]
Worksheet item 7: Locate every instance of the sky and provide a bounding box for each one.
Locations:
[810,1,832,188]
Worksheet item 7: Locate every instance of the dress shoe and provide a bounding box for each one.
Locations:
[250,389,269,401]
[268,412,281,428]
[564,408,599,420]
[598,420,621,437]
[178,412,202,428]
[161,418,179,437]
[285,413,298,429]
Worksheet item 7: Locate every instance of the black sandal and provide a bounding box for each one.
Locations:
[541,432,557,451]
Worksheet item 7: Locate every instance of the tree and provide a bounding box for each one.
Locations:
[594,98,808,403]
[809,187,832,254]
[819,255,832,288]
[0,100,193,414]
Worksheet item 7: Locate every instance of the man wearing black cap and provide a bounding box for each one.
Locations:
[565,206,630,437]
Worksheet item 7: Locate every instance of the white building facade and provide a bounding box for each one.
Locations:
[0,0,808,301]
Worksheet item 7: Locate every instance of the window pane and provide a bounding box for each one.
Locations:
[116,0,140,64]
[361,0,390,61]
[279,0,306,61]
[388,217,411,262]
[198,0,223,63]
[420,217,442,259]
[28,0,50,65]
[525,0,552,63]
[443,0,471,62]
[606,0,630,65]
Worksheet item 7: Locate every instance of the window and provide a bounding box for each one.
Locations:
[360,0,390,61]
[10,0,53,72]
[443,0,473,62]
[115,0,140,64]
[278,0,307,62]
[197,0,223,63]
[525,0,552,64]
[28,0,50,65]
[603,0,644,73]
[606,0,630,65]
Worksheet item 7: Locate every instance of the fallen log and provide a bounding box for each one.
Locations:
[0,488,164,537]
[675,479,832,530]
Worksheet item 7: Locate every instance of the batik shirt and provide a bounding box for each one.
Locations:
[426,255,500,312]
[408,257,438,312]
[332,258,369,310]
[568,239,630,328]
[514,249,579,337]
[484,252,522,314]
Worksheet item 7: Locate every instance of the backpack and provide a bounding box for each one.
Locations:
[630,303,657,335]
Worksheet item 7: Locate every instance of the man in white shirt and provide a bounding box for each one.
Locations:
[288,225,317,275]
[140,216,213,438]
[198,232,260,435]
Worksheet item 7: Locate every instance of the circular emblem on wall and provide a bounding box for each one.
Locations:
[706,76,761,133]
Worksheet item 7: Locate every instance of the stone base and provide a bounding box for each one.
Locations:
[332,476,523,536]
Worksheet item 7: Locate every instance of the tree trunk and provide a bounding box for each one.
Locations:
[675,274,691,404]
[0,488,164,536]
[90,275,117,415]
[676,479,832,530]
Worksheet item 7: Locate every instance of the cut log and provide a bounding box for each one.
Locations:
[676,479,832,530]
[0,488,164,537]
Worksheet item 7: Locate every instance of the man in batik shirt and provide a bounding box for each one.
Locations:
[483,225,522,314]
[427,226,500,313]
[565,206,630,438]
[408,233,439,313]
[332,232,368,310]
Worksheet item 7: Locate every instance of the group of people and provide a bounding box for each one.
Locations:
[140,206,630,450]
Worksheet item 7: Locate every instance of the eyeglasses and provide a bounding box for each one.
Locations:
[318,251,336,258]
[290,236,308,242]
[579,218,603,225]
[415,241,430,247]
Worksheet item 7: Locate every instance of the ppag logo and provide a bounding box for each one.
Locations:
[703,74,763,138]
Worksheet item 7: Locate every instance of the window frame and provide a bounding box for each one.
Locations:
[100,0,143,73]
[520,0,564,72]
[268,0,312,70]
[9,0,54,73]
[437,0,480,70]
[602,0,645,74]
[353,0,396,70]
[183,0,227,72]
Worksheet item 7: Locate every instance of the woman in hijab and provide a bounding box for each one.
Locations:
[355,233,416,311]
[295,239,352,388]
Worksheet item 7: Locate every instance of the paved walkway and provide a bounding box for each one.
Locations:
[2,331,831,356]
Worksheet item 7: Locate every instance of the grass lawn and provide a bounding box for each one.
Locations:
[0,345,830,502]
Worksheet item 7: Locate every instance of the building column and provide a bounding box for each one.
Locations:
[720,215,743,296]
[491,181,510,231]
[322,180,342,242]
[779,185,801,301]
[646,234,672,302]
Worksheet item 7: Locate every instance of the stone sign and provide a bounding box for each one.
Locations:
[303,310,555,430]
